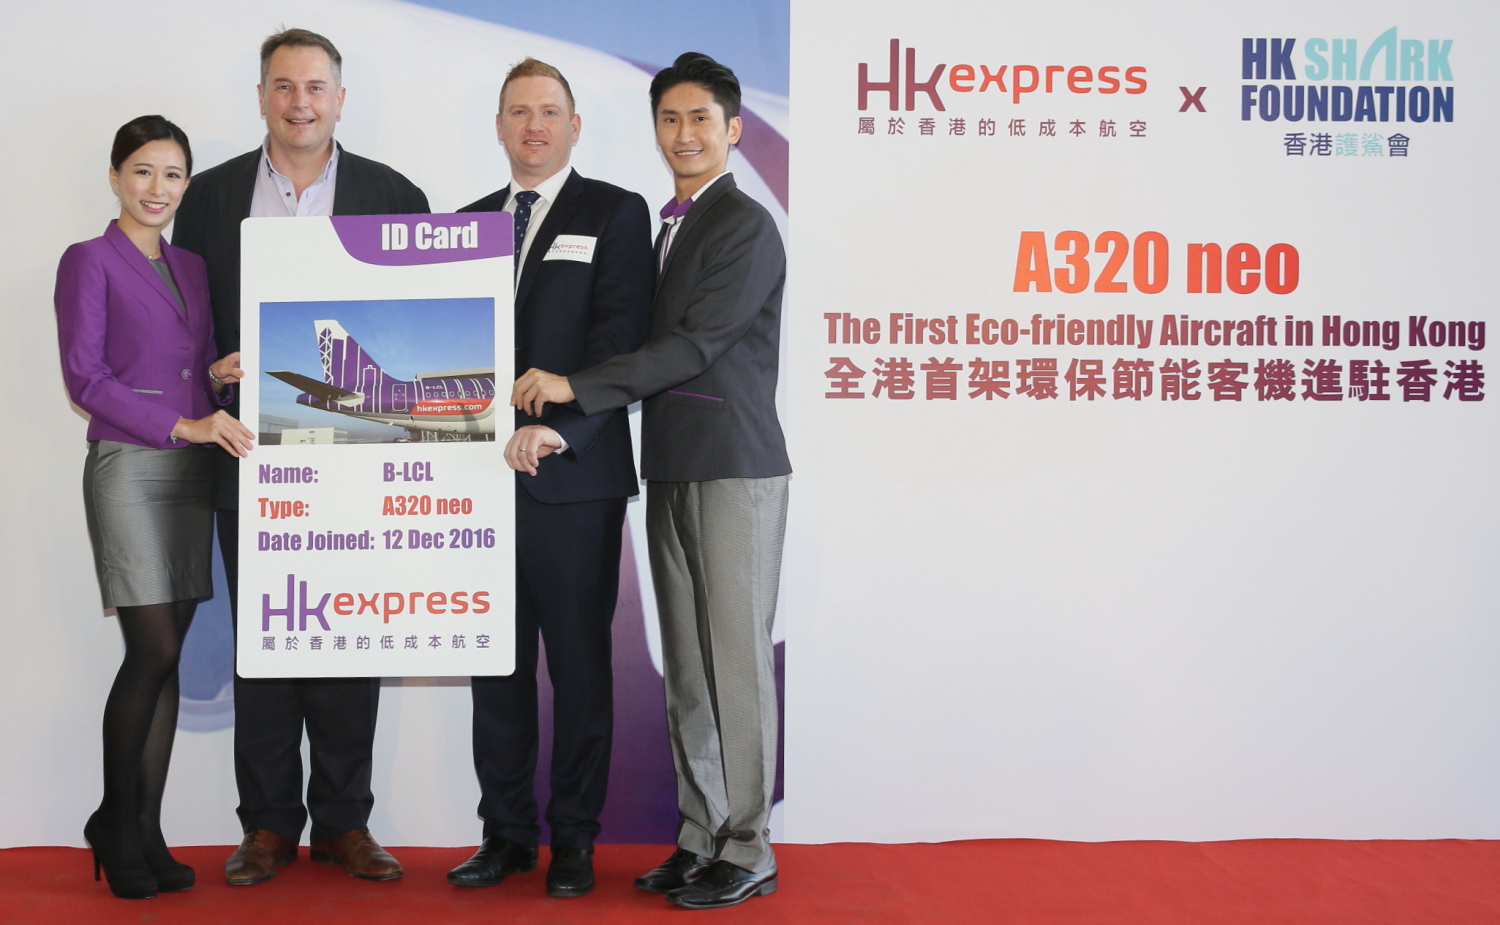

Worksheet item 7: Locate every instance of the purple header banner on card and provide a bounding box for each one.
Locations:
[331,212,513,267]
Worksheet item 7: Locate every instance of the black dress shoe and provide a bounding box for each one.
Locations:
[634,847,712,894]
[446,837,538,887]
[546,846,594,898]
[667,860,777,909]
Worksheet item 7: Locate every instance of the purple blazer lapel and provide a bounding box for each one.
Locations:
[102,221,188,324]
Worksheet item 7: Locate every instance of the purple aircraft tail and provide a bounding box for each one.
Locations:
[316,319,395,395]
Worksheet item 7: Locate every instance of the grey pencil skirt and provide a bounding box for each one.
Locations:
[82,439,215,610]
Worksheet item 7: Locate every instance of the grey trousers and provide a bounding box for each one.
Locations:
[647,476,788,873]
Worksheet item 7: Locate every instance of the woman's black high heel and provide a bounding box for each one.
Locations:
[84,811,159,899]
[140,824,195,892]
[142,855,194,892]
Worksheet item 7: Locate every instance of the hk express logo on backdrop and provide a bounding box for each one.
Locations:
[856,39,1147,111]
[1240,28,1455,123]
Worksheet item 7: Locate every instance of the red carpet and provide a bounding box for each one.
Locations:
[2,840,1498,924]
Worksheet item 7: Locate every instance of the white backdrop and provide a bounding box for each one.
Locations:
[783,0,1500,842]
[0,0,785,848]
[5,0,1498,851]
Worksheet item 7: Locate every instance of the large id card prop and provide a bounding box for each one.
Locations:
[237,214,513,678]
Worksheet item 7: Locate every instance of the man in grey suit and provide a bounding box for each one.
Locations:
[512,52,789,910]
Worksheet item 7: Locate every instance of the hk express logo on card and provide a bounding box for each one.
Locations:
[260,572,491,631]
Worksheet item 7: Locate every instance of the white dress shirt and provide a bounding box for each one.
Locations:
[250,137,340,218]
[505,165,574,270]
[507,166,575,453]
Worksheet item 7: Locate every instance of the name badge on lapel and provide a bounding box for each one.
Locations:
[543,235,597,263]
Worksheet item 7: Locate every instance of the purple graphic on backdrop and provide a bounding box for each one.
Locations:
[332,213,512,267]
[178,538,234,731]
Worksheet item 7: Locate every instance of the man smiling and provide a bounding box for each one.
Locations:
[172,27,428,888]
[446,57,653,899]
[512,52,790,910]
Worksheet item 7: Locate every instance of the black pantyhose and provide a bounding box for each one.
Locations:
[94,599,196,885]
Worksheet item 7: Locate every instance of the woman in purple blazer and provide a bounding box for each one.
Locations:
[55,116,254,899]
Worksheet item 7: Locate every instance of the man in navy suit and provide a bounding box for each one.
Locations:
[444,58,654,898]
[512,53,790,910]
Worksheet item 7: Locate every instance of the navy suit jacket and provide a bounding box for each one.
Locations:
[55,221,226,448]
[461,170,654,504]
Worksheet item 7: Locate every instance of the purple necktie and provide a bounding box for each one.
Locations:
[659,196,694,263]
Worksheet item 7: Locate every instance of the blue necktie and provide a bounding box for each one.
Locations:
[513,190,540,276]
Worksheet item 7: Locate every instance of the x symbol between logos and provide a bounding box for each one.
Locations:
[1179,86,1207,113]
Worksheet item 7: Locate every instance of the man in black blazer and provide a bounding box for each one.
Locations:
[512,53,790,910]
[443,58,654,898]
[171,28,428,886]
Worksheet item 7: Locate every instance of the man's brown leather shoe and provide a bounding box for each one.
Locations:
[309,829,403,881]
[225,830,297,886]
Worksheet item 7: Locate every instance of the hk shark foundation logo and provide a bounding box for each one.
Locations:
[1236,28,1455,160]
[1239,29,1454,124]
